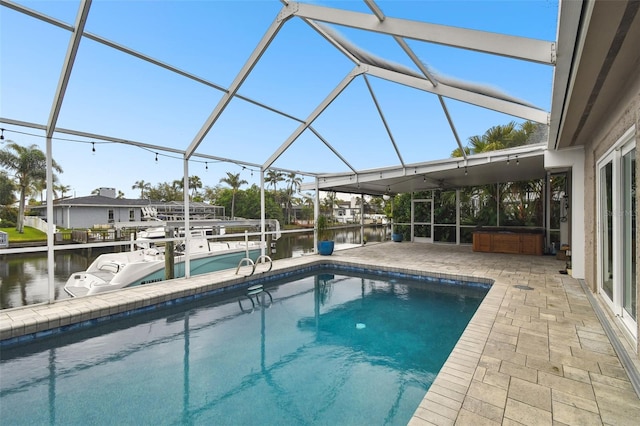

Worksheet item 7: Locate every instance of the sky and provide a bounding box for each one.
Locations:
[0,0,559,200]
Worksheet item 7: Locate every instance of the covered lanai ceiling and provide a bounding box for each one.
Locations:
[1,0,561,198]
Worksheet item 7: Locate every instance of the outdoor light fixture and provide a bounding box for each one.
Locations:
[155,152,158,162]
[0,128,4,140]
[205,162,208,170]
[507,155,510,165]
[464,167,468,176]
[92,142,95,154]
[516,156,520,165]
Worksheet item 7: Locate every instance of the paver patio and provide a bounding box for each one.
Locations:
[2,242,639,425]
[331,243,640,425]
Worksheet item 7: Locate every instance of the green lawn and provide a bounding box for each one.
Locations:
[0,226,47,242]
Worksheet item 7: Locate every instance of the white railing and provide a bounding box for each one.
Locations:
[24,216,57,234]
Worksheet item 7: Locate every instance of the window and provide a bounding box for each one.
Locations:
[129,209,135,221]
[108,209,114,223]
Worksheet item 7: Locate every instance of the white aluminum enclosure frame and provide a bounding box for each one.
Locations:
[0,0,559,304]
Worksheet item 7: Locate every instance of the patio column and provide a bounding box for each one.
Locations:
[545,148,585,280]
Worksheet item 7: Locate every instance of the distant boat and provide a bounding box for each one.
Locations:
[64,229,264,297]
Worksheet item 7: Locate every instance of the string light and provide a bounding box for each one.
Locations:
[464,167,468,176]
[516,156,519,165]
[507,155,510,165]
[0,126,263,177]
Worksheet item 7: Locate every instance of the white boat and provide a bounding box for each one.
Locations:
[64,229,264,297]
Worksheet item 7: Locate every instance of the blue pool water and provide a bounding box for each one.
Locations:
[0,270,488,425]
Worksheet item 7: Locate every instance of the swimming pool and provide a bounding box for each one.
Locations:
[0,269,488,425]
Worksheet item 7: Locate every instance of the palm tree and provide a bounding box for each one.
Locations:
[300,192,315,222]
[189,175,202,199]
[30,177,46,203]
[284,172,303,224]
[0,142,63,233]
[449,121,543,227]
[172,179,184,190]
[451,146,471,158]
[54,184,72,200]
[132,180,151,199]
[266,169,284,193]
[0,171,16,206]
[219,172,247,219]
[321,191,338,216]
[201,185,221,205]
[286,172,302,194]
[512,121,540,146]
[455,121,527,156]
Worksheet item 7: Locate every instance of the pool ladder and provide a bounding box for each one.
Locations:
[235,254,273,276]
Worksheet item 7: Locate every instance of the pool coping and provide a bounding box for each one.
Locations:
[409,264,507,425]
[0,255,492,347]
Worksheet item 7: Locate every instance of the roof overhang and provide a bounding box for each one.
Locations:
[302,144,548,196]
[549,0,640,150]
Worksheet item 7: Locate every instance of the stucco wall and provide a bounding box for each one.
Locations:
[581,70,640,349]
[582,73,640,288]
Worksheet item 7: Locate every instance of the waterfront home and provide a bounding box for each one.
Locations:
[30,187,225,229]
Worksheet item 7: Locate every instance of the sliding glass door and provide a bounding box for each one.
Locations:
[597,131,636,339]
[600,161,614,301]
[622,148,636,328]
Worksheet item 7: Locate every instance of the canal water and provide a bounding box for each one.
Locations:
[0,226,391,310]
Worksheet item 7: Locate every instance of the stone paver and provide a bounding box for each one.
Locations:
[325,243,640,425]
[1,242,639,424]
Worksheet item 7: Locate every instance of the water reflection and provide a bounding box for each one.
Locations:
[0,271,484,425]
[1,226,390,309]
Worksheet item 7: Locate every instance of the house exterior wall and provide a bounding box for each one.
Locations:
[52,206,140,229]
[582,69,640,352]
